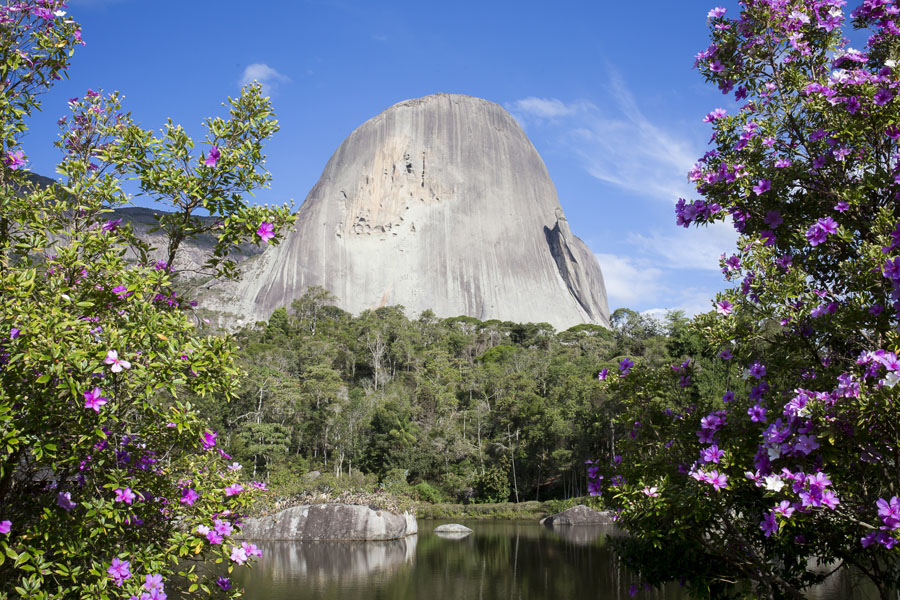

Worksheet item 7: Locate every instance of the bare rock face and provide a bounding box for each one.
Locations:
[202,93,609,330]
[240,504,418,541]
[539,504,614,526]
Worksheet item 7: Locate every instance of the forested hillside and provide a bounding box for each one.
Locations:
[196,288,714,504]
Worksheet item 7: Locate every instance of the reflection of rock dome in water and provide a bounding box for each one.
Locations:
[254,537,416,583]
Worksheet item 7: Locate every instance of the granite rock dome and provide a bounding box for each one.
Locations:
[201,93,609,330]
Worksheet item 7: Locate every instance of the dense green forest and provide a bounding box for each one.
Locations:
[195,288,709,504]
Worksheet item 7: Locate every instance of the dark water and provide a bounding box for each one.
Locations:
[233,520,877,600]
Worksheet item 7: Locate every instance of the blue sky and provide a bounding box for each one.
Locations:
[26,0,746,317]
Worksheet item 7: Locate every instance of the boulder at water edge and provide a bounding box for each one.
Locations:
[539,505,614,526]
[240,503,418,541]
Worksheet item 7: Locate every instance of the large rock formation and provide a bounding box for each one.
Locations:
[240,504,418,541]
[539,504,614,526]
[201,93,609,330]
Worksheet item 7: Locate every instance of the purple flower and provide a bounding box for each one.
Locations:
[818,217,838,235]
[703,108,727,122]
[708,470,728,490]
[707,6,726,18]
[104,350,131,373]
[204,145,220,167]
[775,501,795,518]
[719,348,733,360]
[214,518,233,536]
[876,88,895,105]
[748,361,766,379]
[102,218,122,232]
[618,357,634,377]
[748,404,767,423]
[793,434,819,456]
[57,491,76,511]
[114,487,136,504]
[807,217,838,246]
[597,368,609,381]
[257,221,275,243]
[107,557,131,586]
[144,573,164,592]
[716,300,733,315]
[180,488,200,506]
[224,483,244,497]
[0,520,10,534]
[722,390,735,403]
[201,431,217,450]
[845,96,861,114]
[230,545,249,565]
[701,445,724,464]
[83,388,108,412]
[834,201,849,212]
[216,577,232,591]
[763,210,783,228]
[10,328,21,339]
[642,486,659,497]
[760,511,779,537]
[5,150,25,170]
[242,541,263,557]
[206,530,223,545]
[752,179,771,195]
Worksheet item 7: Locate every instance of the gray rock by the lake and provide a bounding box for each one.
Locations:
[434,524,473,533]
[201,93,610,331]
[540,504,614,526]
[240,503,418,541]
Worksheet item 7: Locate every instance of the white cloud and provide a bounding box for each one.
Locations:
[596,251,725,317]
[509,70,699,203]
[508,97,588,120]
[627,220,738,272]
[239,64,290,96]
[594,253,665,308]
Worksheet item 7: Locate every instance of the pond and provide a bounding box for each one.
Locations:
[233,520,877,600]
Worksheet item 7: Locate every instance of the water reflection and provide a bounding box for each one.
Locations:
[235,520,682,600]
[544,523,609,546]
[237,536,416,596]
[233,520,877,600]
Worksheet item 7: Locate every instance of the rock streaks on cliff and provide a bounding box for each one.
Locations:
[202,93,609,330]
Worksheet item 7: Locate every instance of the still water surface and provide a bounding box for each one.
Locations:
[234,520,877,600]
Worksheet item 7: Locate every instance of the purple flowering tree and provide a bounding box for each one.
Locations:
[0,2,292,598]
[592,1,900,598]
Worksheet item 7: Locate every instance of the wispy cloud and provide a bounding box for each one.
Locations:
[511,72,732,315]
[508,70,699,203]
[596,250,725,317]
[594,253,665,308]
[508,97,590,120]
[627,220,737,272]
[239,64,290,96]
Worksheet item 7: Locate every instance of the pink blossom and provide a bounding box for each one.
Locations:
[107,557,131,586]
[114,487,136,504]
[204,145,220,167]
[83,388,107,412]
[180,488,200,506]
[230,545,248,565]
[257,221,275,243]
[104,350,131,373]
